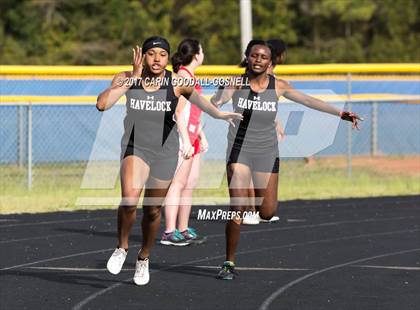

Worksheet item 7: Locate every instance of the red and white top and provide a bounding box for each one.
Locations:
[178,66,202,154]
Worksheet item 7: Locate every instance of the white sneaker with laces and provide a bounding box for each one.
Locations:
[106,248,127,275]
[242,213,260,225]
[133,258,150,286]
[259,215,280,223]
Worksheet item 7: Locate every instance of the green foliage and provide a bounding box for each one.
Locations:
[0,0,418,65]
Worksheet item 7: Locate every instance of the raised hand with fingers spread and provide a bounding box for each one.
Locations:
[132,45,144,78]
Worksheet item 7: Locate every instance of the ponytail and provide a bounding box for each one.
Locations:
[171,38,200,73]
[171,52,184,73]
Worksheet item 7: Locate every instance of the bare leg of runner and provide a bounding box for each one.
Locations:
[118,156,150,250]
[225,163,252,262]
[177,153,201,232]
[164,153,193,233]
[252,171,279,221]
[139,175,172,259]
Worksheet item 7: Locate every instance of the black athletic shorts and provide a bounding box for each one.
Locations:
[122,145,178,180]
[227,147,279,173]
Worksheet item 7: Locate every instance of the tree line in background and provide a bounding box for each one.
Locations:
[0,0,418,65]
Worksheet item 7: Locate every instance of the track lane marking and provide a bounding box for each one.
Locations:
[72,228,419,309]
[25,266,310,272]
[0,244,140,271]
[0,217,113,228]
[1,216,418,270]
[350,264,420,271]
[259,247,420,310]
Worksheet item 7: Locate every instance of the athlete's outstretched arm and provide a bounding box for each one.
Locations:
[178,86,243,126]
[277,79,362,129]
[210,86,235,107]
[210,77,237,107]
[96,46,143,111]
[96,71,132,111]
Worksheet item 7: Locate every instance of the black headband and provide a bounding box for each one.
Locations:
[142,38,170,54]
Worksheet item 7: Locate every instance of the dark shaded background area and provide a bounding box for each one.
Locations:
[1,0,419,65]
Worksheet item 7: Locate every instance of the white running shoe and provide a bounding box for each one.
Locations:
[133,258,150,286]
[106,248,127,275]
[242,213,260,225]
[259,215,280,223]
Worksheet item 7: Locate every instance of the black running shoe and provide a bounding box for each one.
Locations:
[217,261,237,280]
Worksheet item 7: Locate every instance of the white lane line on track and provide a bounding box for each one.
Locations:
[0,219,19,223]
[259,247,420,310]
[285,198,420,210]
[193,266,310,271]
[0,233,81,244]
[3,197,418,229]
[71,254,233,310]
[26,267,110,271]
[350,264,420,271]
[72,228,420,310]
[0,244,140,271]
[2,215,415,245]
[207,215,420,239]
[0,217,114,228]
[282,206,420,220]
[0,229,115,244]
[287,219,307,223]
[25,266,309,272]
[2,216,418,270]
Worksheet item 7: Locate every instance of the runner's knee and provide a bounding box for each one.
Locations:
[172,178,187,191]
[120,194,140,207]
[143,206,161,221]
[186,175,199,189]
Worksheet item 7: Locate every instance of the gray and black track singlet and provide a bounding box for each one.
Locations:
[121,70,179,154]
[228,74,279,153]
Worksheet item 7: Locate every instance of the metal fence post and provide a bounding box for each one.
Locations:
[27,102,32,190]
[18,104,25,168]
[346,73,352,178]
[371,101,378,156]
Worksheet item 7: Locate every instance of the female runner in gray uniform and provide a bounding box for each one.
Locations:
[96,36,242,285]
[212,40,361,280]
